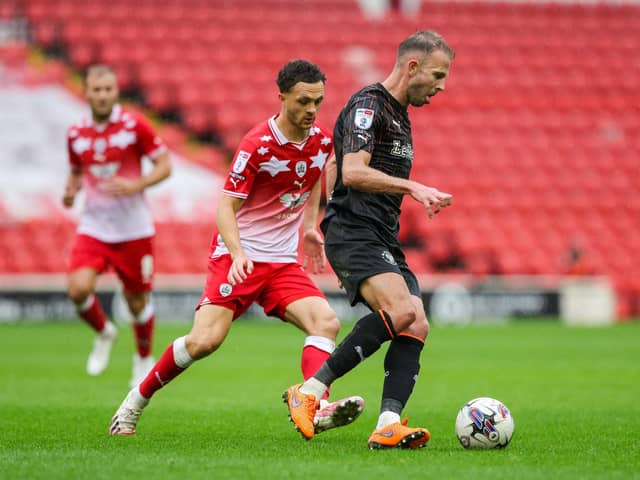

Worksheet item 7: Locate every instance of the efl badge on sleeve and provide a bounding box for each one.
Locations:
[354,108,374,130]
[233,150,251,173]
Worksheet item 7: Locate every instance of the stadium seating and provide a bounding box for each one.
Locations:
[4,0,639,314]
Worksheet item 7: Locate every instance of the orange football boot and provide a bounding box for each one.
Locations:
[282,384,319,440]
[367,417,431,449]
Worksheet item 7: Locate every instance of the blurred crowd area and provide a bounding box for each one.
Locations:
[0,0,639,316]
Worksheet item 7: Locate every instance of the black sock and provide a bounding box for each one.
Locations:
[381,334,424,413]
[320,310,396,384]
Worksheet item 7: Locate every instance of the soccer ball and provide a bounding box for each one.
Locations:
[455,397,514,449]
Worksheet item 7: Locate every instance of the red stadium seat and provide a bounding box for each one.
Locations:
[16,0,639,295]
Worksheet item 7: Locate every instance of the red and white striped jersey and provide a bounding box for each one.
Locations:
[66,104,167,242]
[213,116,333,263]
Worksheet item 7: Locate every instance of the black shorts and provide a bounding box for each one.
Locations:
[321,215,420,307]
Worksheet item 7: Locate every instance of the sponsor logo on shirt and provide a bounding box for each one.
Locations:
[390,141,414,161]
[354,108,374,130]
[228,172,246,189]
[89,161,120,179]
[381,250,397,265]
[279,192,310,210]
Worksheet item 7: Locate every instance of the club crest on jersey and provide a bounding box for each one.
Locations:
[295,161,307,178]
[219,283,233,297]
[354,108,374,130]
[233,150,251,173]
[93,138,107,154]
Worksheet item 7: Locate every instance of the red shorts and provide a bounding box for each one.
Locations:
[198,255,326,320]
[68,234,154,294]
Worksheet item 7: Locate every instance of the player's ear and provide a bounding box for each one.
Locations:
[277,92,286,102]
[407,58,420,77]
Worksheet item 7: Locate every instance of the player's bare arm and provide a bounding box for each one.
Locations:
[216,194,254,285]
[301,178,325,274]
[324,154,337,200]
[100,151,172,197]
[342,150,452,218]
[62,166,83,207]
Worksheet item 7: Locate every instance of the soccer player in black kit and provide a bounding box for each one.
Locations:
[284,30,454,449]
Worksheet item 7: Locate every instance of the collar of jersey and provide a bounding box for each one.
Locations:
[268,115,310,148]
[87,103,122,129]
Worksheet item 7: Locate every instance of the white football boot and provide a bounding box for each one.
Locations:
[129,354,155,388]
[109,388,149,436]
[314,395,365,434]
[86,322,117,376]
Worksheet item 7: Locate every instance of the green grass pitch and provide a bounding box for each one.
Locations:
[1,319,639,479]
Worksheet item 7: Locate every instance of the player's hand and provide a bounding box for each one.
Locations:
[62,185,77,207]
[302,229,326,274]
[227,252,254,286]
[100,177,143,196]
[410,184,452,219]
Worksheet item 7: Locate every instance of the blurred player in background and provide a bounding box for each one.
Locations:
[284,31,454,449]
[109,60,364,436]
[63,65,171,387]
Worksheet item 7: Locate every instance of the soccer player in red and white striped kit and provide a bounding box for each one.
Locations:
[63,65,171,387]
[109,60,364,436]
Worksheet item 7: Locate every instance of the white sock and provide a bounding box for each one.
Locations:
[376,411,401,429]
[101,321,117,337]
[130,386,150,406]
[299,377,328,400]
[134,302,154,324]
[76,294,95,312]
[173,336,194,369]
[303,335,335,354]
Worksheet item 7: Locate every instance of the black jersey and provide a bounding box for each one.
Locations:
[324,83,413,241]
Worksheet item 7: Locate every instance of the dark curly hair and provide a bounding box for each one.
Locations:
[276,60,326,93]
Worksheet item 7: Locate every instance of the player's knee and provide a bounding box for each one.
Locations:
[388,302,418,332]
[321,313,340,340]
[410,316,429,339]
[67,283,92,305]
[186,333,223,359]
[126,298,146,317]
[306,310,340,340]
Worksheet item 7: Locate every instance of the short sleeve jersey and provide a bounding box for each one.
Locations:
[66,104,167,242]
[325,83,414,240]
[212,116,333,263]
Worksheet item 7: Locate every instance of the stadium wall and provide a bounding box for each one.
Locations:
[0,274,615,325]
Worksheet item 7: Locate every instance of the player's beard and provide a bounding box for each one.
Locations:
[91,101,114,123]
